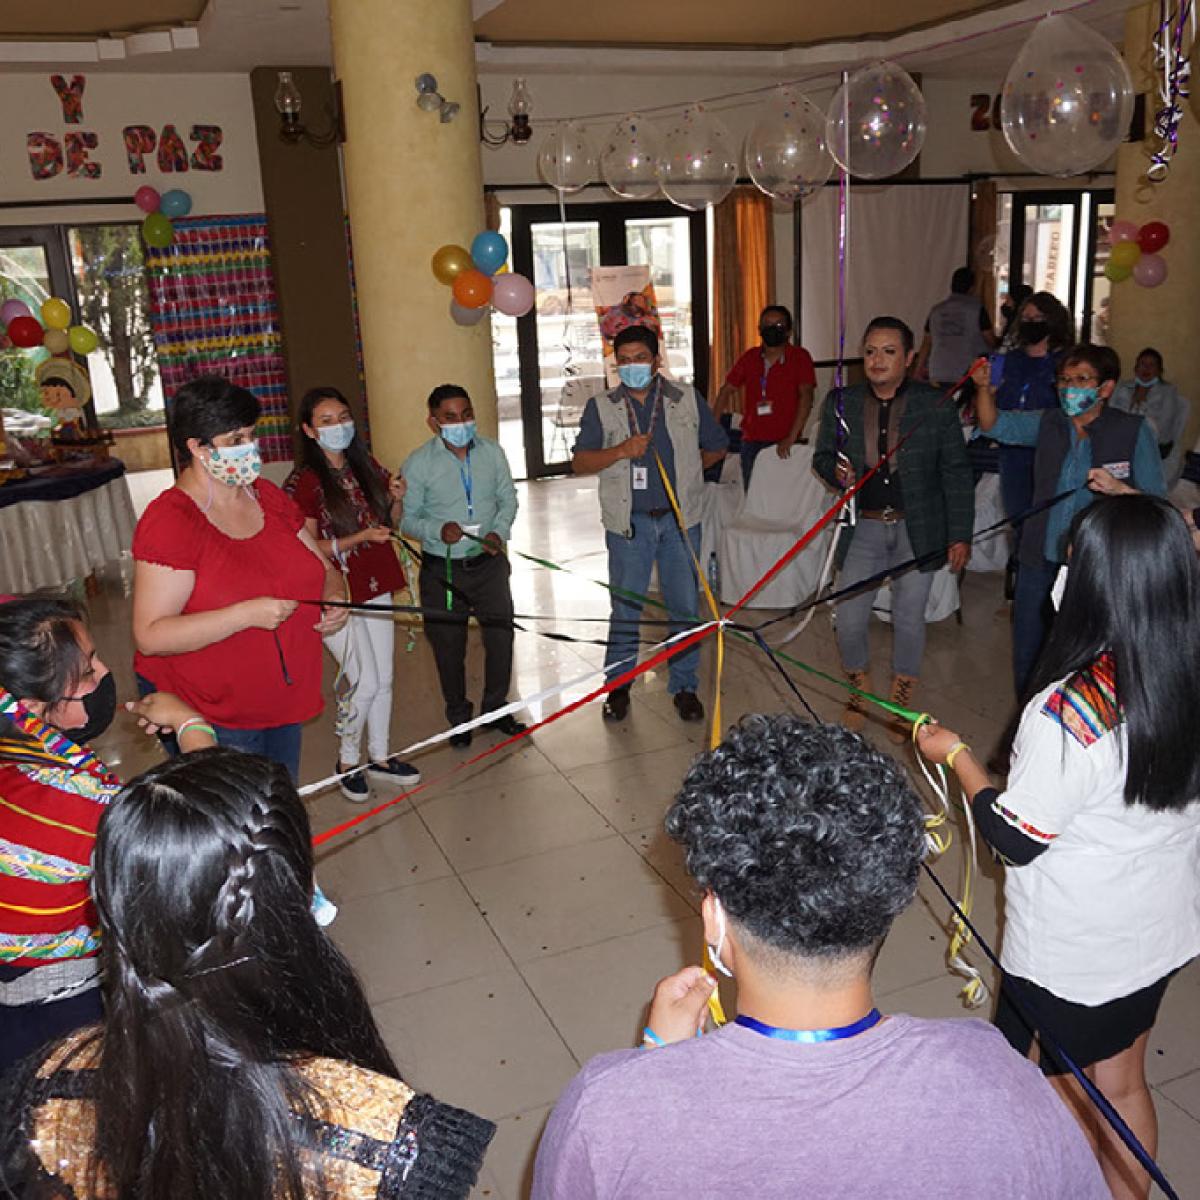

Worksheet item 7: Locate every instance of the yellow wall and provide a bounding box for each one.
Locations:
[1111,3,1200,448]
[329,0,496,472]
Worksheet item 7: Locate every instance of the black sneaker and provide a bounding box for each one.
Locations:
[488,713,527,737]
[337,762,370,803]
[449,728,473,749]
[603,687,631,722]
[367,758,421,788]
[673,690,705,722]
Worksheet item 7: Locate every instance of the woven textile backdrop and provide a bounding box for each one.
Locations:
[144,214,291,463]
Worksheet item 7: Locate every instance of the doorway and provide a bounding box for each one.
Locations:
[492,201,709,480]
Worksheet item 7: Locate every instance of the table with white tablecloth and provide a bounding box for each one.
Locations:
[0,459,136,594]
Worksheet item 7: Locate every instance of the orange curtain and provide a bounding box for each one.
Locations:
[710,186,775,399]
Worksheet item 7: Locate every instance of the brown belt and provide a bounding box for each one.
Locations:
[858,507,905,524]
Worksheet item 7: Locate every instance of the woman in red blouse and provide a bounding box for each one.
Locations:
[285,388,418,801]
[132,376,347,781]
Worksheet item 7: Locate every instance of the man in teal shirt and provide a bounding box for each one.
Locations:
[973,344,1165,695]
[402,384,523,748]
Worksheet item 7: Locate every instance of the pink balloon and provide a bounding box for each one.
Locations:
[134,185,161,214]
[0,298,31,325]
[1132,253,1168,288]
[491,272,535,317]
[1109,219,1139,244]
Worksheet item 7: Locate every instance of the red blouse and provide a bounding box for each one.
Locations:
[284,460,405,604]
[132,481,325,729]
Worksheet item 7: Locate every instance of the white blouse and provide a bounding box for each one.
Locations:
[994,669,1200,1005]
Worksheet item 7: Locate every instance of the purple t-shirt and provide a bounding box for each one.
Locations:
[533,1015,1108,1199]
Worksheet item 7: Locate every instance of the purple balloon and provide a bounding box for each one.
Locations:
[1132,253,1168,288]
[0,298,31,326]
[491,272,535,317]
[450,298,488,326]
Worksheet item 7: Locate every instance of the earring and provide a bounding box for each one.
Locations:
[707,897,734,978]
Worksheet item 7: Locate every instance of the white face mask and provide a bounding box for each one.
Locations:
[708,897,734,978]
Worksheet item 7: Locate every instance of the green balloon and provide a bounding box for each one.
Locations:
[142,212,174,249]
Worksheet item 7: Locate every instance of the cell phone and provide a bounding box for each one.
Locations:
[988,353,1006,388]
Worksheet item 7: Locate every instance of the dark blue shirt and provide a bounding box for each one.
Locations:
[995,350,1061,412]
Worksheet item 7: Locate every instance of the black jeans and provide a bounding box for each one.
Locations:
[418,552,515,726]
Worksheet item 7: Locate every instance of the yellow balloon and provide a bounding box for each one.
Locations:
[41,297,71,330]
[68,325,99,355]
[1109,241,1141,270]
[431,243,472,286]
[43,328,70,355]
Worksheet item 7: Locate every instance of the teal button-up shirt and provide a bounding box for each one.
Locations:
[400,434,518,559]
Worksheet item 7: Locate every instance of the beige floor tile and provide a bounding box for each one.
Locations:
[1146,966,1200,1086]
[373,970,577,1122]
[530,699,690,773]
[470,1106,551,1200]
[419,771,613,872]
[877,970,1001,1024]
[622,825,700,912]
[1150,1090,1200,1200]
[520,917,703,1063]
[1158,1068,1200,1125]
[461,836,694,964]
[314,808,453,901]
[566,744,702,833]
[330,875,509,1004]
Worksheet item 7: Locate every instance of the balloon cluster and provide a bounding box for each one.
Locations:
[0,296,98,356]
[1105,220,1172,288]
[135,185,193,249]
[431,231,535,325]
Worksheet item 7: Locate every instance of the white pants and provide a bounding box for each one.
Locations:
[323,593,395,766]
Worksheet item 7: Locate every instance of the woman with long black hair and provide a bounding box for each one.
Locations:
[285,388,418,801]
[919,495,1200,1200]
[0,747,493,1198]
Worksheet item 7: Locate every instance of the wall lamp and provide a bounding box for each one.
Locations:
[415,73,461,124]
[480,77,533,147]
[274,70,344,147]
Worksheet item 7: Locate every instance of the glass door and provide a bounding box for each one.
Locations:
[503,201,708,479]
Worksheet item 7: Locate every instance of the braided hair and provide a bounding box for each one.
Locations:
[86,748,399,1200]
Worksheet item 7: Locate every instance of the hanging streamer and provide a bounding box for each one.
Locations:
[1149,0,1195,181]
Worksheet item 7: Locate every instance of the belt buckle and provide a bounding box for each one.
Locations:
[881,506,899,524]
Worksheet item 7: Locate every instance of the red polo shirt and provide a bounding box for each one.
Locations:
[725,343,817,442]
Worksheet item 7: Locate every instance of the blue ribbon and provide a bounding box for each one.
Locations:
[735,1008,883,1044]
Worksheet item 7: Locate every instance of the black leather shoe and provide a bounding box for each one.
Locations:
[673,690,704,722]
[488,714,527,737]
[602,687,630,722]
[449,729,473,749]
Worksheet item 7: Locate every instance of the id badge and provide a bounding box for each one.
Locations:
[462,523,482,537]
[756,402,773,416]
[1103,460,1131,480]
[632,464,649,490]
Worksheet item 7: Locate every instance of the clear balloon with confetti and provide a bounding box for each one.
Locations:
[601,115,662,200]
[657,104,738,211]
[826,60,927,180]
[746,87,834,202]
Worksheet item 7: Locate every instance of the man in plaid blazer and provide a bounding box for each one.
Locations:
[814,316,974,740]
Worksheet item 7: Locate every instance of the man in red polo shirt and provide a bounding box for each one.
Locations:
[714,305,817,489]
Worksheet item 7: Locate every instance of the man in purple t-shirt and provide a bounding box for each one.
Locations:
[533,717,1108,1199]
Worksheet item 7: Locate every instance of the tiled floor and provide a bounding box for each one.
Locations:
[85,471,1200,1200]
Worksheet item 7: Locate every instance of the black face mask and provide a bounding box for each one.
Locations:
[760,325,788,348]
[1000,303,1014,321]
[1018,319,1049,345]
[60,672,117,745]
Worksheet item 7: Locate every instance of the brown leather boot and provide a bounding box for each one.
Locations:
[887,673,918,743]
[842,670,870,732]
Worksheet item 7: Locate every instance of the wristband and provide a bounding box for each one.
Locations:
[642,1026,665,1048]
[945,741,969,771]
[177,717,216,741]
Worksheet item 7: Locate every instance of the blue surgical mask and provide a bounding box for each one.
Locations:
[440,420,476,448]
[316,420,355,452]
[1136,375,1160,388]
[1061,386,1100,418]
[618,362,654,391]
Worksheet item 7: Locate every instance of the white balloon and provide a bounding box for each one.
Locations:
[537,121,596,194]
[1000,13,1134,178]
[601,114,661,200]
[656,104,738,211]
[826,60,927,180]
[745,88,834,203]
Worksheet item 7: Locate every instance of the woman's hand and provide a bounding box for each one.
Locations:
[357,526,393,547]
[916,723,964,765]
[388,475,407,503]
[1087,467,1135,497]
[969,360,992,390]
[835,460,856,489]
[645,966,718,1045]
[316,576,350,636]
[125,692,200,735]
[240,597,299,631]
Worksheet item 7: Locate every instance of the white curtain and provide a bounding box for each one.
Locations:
[799,184,970,362]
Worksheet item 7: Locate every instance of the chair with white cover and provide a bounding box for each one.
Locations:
[717,444,834,609]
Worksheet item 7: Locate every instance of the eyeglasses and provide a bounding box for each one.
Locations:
[1058,374,1100,387]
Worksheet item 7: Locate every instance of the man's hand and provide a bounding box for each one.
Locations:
[646,966,718,1045]
[947,541,971,572]
[441,521,465,545]
[1087,467,1135,497]
[482,532,504,555]
[776,437,795,460]
[621,432,652,461]
[835,460,856,489]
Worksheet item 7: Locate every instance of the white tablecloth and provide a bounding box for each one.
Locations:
[0,475,136,593]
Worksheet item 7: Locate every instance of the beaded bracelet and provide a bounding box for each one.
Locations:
[945,741,969,771]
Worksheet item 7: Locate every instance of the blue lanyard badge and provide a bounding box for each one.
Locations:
[735,1008,883,1043]
[459,449,474,519]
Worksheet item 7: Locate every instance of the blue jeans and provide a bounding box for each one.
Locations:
[740,440,773,490]
[604,515,703,695]
[1012,557,1059,698]
[211,723,303,782]
[834,520,934,679]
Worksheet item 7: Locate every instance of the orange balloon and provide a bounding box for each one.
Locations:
[431,243,472,285]
[452,268,493,309]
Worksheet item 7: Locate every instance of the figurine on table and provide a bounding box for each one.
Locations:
[35,356,110,462]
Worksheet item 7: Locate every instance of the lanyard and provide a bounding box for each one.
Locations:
[458,448,474,520]
[734,1008,883,1044]
[622,378,662,458]
[760,348,781,408]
